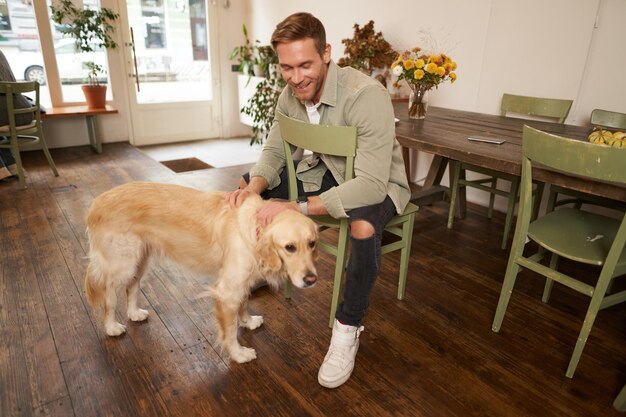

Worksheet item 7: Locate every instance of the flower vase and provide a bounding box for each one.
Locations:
[408,87,429,120]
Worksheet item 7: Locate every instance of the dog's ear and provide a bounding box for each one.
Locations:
[257,231,282,273]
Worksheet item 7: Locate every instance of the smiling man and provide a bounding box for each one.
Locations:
[227,12,411,388]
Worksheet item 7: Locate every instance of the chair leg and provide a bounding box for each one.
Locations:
[531,181,544,220]
[541,252,559,303]
[565,267,615,378]
[284,280,292,299]
[328,224,350,328]
[614,383,626,411]
[396,213,416,300]
[492,232,527,332]
[546,188,558,213]
[39,132,59,176]
[492,260,521,332]
[488,178,497,219]
[9,136,26,189]
[447,161,461,229]
[501,178,520,250]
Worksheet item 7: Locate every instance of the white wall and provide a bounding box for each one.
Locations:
[245,0,625,116]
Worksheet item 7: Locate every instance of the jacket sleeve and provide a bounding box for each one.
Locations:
[247,90,291,190]
[319,84,396,217]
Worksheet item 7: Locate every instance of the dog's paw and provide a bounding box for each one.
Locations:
[128,308,149,322]
[241,315,264,330]
[230,346,257,363]
[105,322,127,337]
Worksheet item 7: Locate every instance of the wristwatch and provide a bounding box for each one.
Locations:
[297,196,309,216]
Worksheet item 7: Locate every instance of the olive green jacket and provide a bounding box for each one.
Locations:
[248,60,410,219]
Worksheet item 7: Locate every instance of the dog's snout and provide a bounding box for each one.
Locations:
[303,272,317,287]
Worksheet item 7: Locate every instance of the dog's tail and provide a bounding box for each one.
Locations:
[85,260,105,308]
[84,227,106,307]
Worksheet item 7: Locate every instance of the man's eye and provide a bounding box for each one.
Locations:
[285,244,296,253]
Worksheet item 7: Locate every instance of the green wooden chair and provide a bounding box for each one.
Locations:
[614,383,626,411]
[447,93,573,249]
[492,125,626,378]
[590,108,626,130]
[0,81,58,189]
[277,112,419,328]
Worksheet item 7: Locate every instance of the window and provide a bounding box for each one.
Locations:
[0,0,51,106]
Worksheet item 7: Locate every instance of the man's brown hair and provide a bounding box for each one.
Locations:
[271,12,327,56]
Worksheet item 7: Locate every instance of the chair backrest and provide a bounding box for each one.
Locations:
[522,125,626,185]
[0,81,41,129]
[277,111,357,200]
[501,93,573,124]
[590,109,626,130]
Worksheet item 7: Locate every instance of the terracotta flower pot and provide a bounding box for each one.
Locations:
[81,85,107,109]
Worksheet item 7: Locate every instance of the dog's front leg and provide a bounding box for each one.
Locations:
[214,297,257,363]
[238,299,264,330]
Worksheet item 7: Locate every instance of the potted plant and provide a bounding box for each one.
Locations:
[229,24,257,77]
[50,0,119,109]
[253,45,277,78]
[241,59,286,145]
[337,20,397,88]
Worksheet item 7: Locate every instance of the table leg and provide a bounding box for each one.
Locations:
[402,146,411,181]
[408,154,450,205]
[85,115,102,154]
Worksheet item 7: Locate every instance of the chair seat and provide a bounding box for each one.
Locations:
[529,207,626,267]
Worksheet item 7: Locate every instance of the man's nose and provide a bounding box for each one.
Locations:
[291,68,302,84]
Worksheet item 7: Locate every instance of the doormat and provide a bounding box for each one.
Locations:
[160,157,213,173]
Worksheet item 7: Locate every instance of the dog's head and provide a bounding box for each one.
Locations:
[257,209,319,288]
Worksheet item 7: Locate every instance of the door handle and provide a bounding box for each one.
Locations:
[129,27,140,92]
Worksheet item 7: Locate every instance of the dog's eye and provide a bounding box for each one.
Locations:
[285,244,296,253]
[309,240,316,249]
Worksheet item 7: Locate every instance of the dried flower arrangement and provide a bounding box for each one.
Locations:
[337,20,397,82]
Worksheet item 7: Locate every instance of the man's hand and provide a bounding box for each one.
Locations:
[225,176,269,207]
[225,187,257,207]
[256,201,299,227]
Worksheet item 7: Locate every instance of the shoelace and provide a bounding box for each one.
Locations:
[325,325,365,367]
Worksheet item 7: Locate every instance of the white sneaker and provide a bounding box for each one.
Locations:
[318,320,364,388]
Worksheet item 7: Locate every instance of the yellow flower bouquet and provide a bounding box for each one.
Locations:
[392,47,457,119]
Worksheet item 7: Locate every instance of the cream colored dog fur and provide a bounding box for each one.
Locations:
[85,182,318,363]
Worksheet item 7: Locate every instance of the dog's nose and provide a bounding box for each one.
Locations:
[303,273,317,286]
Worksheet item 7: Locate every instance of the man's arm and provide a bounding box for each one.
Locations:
[255,194,326,227]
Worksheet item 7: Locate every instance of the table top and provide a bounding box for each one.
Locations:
[393,102,626,202]
[42,104,118,118]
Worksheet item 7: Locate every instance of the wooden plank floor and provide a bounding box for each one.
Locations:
[1,142,625,417]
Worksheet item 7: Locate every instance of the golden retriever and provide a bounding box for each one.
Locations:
[85,182,319,363]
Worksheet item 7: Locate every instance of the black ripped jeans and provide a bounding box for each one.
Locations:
[244,161,396,326]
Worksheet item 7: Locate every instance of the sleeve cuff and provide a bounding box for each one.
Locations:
[320,188,348,219]
[249,164,281,190]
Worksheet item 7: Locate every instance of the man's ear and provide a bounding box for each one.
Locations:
[257,231,282,273]
[323,43,331,64]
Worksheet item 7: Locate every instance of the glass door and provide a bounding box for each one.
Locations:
[119,0,221,146]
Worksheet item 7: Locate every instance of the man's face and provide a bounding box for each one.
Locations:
[276,38,331,104]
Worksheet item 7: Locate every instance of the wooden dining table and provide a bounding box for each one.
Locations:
[392,102,626,217]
